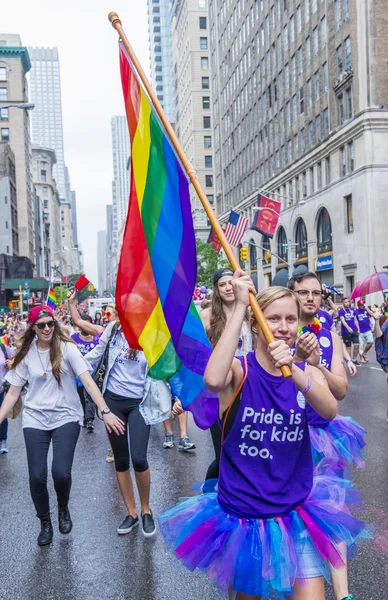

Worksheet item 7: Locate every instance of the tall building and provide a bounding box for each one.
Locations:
[0,34,35,263]
[0,144,17,256]
[171,0,215,239]
[97,230,107,295]
[209,0,388,292]
[148,0,175,124]
[111,116,130,251]
[105,204,114,290]
[28,47,67,201]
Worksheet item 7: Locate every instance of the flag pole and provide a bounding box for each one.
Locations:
[108,12,291,380]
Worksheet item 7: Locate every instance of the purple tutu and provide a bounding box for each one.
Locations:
[309,415,367,471]
[159,470,371,599]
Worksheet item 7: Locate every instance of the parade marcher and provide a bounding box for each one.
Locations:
[374,310,388,417]
[84,312,170,538]
[162,393,195,451]
[0,305,124,546]
[289,272,366,600]
[0,333,13,454]
[355,300,375,363]
[338,298,361,365]
[161,275,369,600]
[94,311,103,326]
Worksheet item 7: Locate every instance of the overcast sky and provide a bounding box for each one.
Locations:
[3,0,150,286]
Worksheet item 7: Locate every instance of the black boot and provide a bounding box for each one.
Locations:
[58,505,72,534]
[38,515,53,546]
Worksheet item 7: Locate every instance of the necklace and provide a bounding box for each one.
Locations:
[36,345,51,379]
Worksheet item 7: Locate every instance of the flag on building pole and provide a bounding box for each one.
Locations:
[251,193,282,238]
[224,210,249,247]
[207,225,223,252]
[46,287,57,310]
[115,43,217,429]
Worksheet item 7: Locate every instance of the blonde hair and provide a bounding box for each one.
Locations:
[250,286,301,322]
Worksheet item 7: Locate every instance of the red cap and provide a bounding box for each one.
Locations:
[28,305,55,325]
[357,299,365,306]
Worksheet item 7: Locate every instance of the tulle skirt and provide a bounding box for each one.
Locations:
[309,415,367,471]
[159,470,372,598]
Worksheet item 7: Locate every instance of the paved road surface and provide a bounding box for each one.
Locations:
[1,360,387,600]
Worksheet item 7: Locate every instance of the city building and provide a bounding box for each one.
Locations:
[111,115,130,253]
[171,0,215,239]
[147,0,176,124]
[97,230,108,295]
[105,204,114,290]
[209,0,388,292]
[31,146,62,275]
[0,34,35,263]
[0,143,18,256]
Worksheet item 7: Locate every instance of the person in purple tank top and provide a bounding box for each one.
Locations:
[355,299,375,363]
[159,273,370,600]
[338,298,361,365]
[288,272,366,600]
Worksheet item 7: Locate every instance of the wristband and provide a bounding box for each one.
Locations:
[300,374,312,394]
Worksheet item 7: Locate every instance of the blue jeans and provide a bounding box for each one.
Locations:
[0,391,8,441]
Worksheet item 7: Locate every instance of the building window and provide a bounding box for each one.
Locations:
[326,156,331,184]
[0,67,6,81]
[338,94,344,125]
[310,166,315,194]
[0,87,7,101]
[277,227,288,262]
[205,174,213,187]
[205,155,213,168]
[290,15,295,42]
[302,171,307,196]
[345,36,351,69]
[297,5,302,32]
[201,57,209,70]
[202,96,210,109]
[336,45,343,74]
[299,87,304,113]
[306,36,311,64]
[1,127,9,142]
[335,0,341,30]
[321,17,326,47]
[323,107,329,136]
[317,161,322,189]
[345,194,353,232]
[346,87,353,119]
[301,127,306,153]
[295,218,308,255]
[308,121,314,147]
[314,71,320,101]
[203,116,211,128]
[316,114,321,142]
[298,47,303,74]
[199,16,207,29]
[201,77,209,89]
[0,108,8,121]
[348,141,354,171]
[317,208,332,252]
[344,0,349,20]
[323,62,328,92]
[313,27,318,55]
[207,194,214,204]
[340,146,346,176]
[40,169,47,182]
[204,135,212,148]
[200,36,208,49]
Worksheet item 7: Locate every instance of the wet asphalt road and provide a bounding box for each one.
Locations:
[0,359,387,600]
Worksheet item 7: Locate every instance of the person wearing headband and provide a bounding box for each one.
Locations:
[0,305,124,547]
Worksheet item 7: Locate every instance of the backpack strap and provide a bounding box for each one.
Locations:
[221,354,248,444]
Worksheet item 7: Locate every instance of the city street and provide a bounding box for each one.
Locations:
[1,360,387,600]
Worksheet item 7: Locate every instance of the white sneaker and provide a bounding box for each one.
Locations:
[0,439,8,453]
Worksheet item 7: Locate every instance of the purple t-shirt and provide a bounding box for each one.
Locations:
[355,309,371,334]
[338,307,358,333]
[316,309,334,331]
[71,332,101,356]
[217,352,312,519]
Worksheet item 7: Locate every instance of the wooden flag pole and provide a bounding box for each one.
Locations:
[108,12,292,379]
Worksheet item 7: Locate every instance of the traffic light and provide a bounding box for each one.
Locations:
[239,246,249,262]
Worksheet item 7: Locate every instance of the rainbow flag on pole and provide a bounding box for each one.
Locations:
[47,287,57,310]
[116,43,217,429]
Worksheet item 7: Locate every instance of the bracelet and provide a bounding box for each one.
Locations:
[300,374,312,394]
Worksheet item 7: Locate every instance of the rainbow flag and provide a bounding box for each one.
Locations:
[116,44,217,429]
[47,287,57,310]
[0,336,8,346]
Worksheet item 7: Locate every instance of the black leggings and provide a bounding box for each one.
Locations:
[205,421,222,480]
[23,422,80,518]
[104,390,150,473]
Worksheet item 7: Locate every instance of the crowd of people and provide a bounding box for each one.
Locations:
[0,272,387,599]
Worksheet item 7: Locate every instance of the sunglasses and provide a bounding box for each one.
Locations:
[104,312,113,317]
[36,321,55,330]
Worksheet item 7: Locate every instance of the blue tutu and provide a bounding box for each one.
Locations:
[309,415,367,472]
[159,469,372,599]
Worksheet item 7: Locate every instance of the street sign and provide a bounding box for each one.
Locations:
[87,284,94,292]
[13,290,21,297]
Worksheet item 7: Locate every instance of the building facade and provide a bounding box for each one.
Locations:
[97,230,108,295]
[0,34,35,263]
[148,0,176,124]
[209,0,388,292]
[172,0,215,239]
[111,116,130,253]
[0,143,18,256]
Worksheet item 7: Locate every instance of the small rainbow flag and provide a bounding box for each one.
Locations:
[116,44,218,429]
[47,287,57,310]
[0,335,9,346]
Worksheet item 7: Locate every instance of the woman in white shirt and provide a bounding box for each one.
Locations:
[0,305,124,547]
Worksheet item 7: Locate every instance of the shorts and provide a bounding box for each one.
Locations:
[359,331,373,345]
[342,331,359,347]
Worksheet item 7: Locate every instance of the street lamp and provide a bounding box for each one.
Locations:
[0,102,35,110]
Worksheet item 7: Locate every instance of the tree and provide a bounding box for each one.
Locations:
[196,238,230,289]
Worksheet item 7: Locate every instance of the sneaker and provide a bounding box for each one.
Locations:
[178,436,196,451]
[340,596,357,600]
[353,360,361,366]
[0,439,8,454]
[117,515,139,535]
[163,434,175,449]
[86,420,94,432]
[106,448,114,463]
[141,512,156,538]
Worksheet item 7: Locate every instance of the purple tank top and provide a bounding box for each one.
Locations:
[217,352,313,519]
[305,329,333,428]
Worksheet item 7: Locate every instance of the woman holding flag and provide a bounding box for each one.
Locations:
[0,305,125,547]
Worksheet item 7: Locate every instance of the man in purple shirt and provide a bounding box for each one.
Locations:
[338,298,361,365]
[355,299,375,363]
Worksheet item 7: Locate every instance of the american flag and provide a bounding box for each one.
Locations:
[224,210,249,247]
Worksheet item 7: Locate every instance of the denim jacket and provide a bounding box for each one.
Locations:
[84,321,171,425]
